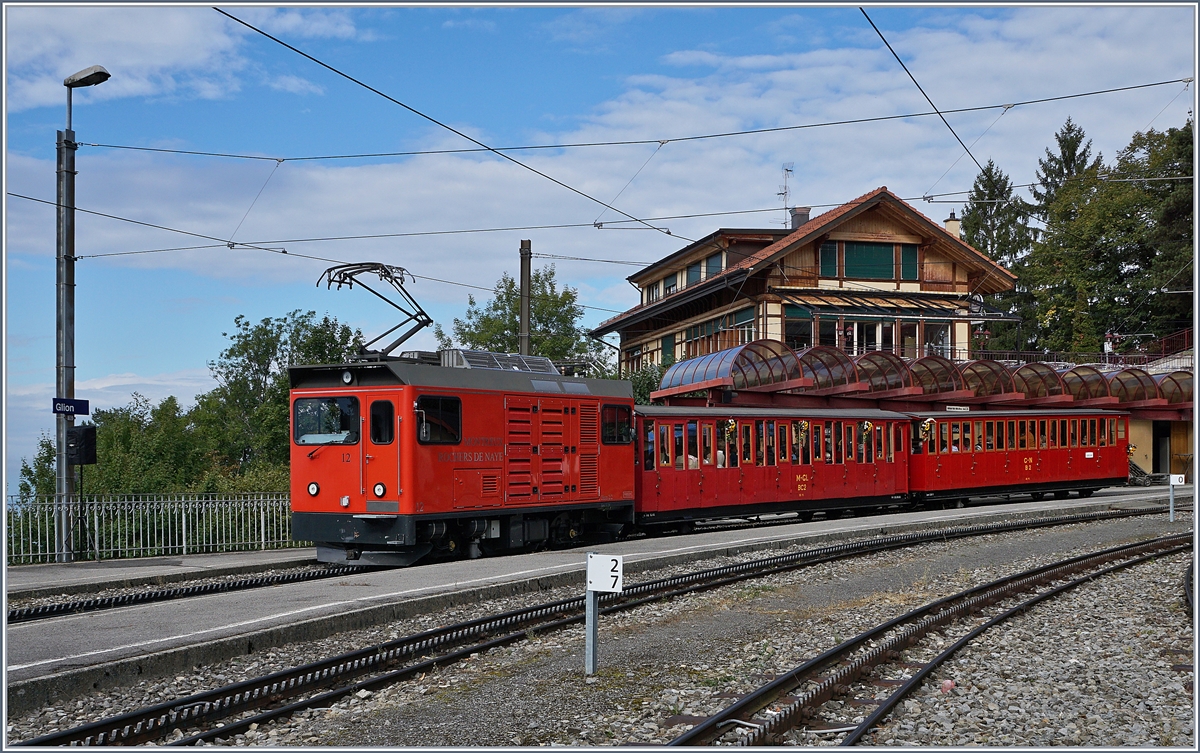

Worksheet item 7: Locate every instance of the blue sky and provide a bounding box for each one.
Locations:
[4,3,1196,492]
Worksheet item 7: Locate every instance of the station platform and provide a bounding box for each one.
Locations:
[4,547,317,599]
[4,486,1190,601]
[3,486,1191,716]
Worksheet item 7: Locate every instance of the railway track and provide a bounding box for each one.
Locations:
[13,505,1188,747]
[665,533,1192,746]
[5,566,366,625]
[8,496,1190,626]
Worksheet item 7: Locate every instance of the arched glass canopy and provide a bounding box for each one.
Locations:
[854,351,912,392]
[1153,371,1193,404]
[959,360,1013,397]
[909,355,964,394]
[1009,362,1063,398]
[658,339,804,392]
[796,346,857,390]
[1057,365,1110,400]
[1105,367,1160,402]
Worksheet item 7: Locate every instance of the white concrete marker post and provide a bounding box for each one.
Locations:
[1169,474,1185,522]
[585,552,624,675]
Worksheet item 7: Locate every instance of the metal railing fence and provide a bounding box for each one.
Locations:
[5,494,305,565]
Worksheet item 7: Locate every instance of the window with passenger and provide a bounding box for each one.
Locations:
[294,397,360,445]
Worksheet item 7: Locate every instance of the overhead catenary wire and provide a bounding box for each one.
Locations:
[227,158,284,244]
[6,192,626,315]
[212,7,691,243]
[13,169,1190,265]
[78,77,1193,164]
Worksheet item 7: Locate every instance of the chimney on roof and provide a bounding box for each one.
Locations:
[789,206,811,229]
[944,210,961,239]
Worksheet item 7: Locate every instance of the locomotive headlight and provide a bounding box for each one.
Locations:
[341,370,353,385]
[373,482,386,498]
[307,482,320,496]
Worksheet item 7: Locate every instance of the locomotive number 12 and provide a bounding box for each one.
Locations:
[343,453,352,463]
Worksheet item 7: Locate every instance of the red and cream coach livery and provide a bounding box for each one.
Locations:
[290,348,1131,566]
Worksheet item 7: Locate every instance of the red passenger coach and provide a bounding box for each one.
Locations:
[635,406,912,526]
[906,410,1130,504]
[290,353,636,566]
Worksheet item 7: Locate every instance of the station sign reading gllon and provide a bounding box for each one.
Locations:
[52,398,90,416]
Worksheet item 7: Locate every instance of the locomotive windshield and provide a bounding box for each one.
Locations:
[294,397,360,445]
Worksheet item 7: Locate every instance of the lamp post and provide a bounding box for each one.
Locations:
[55,65,109,563]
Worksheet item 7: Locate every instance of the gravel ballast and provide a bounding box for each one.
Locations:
[5,512,1193,747]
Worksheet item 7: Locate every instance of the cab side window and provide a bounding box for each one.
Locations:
[601,404,634,444]
[416,395,461,444]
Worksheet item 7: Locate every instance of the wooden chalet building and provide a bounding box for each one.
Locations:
[592,186,1018,372]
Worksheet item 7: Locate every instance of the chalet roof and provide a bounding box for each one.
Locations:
[726,186,1016,290]
[626,228,789,285]
[591,187,1017,338]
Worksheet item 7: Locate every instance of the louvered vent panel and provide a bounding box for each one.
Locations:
[579,456,599,497]
[579,403,599,445]
[482,475,500,497]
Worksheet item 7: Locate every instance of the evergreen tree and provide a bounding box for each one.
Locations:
[960,160,1038,352]
[1031,116,1103,214]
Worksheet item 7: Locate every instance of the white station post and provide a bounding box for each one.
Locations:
[1169,474,1185,522]
[585,552,624,675]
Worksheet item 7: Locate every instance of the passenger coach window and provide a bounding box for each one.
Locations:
[416,396,461,444]
[643,421,655,468]
[601,405,634,444]
[370,401,395,444]
[294,397,359,445]
[702,423,714,465]
[741,424,753,465]
[659,424,671,467]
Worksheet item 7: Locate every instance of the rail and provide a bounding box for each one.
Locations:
[4,494,303,565]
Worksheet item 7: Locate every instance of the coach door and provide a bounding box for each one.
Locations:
[362,395,401,512]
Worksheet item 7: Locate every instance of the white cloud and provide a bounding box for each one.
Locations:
[267,74,324,96]
[238,8,361,40]
[3,6,363,112]
[442,18,497,32]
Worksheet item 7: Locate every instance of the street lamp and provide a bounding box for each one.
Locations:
[55,64,109,563]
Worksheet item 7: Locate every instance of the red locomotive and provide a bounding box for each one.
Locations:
[290,351,636,565]
[290,350,1129,566]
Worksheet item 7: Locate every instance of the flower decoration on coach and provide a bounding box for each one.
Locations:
[919,418,936,443]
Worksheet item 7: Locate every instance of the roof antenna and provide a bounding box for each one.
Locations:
[777,163,794,227]
[317,262,433,360]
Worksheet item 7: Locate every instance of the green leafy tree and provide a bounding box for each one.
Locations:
[628,362,668,405]
[434,265,606,370]
[960,160,1038,351]
[17,310,364,496]
[1020,119,1192,352]
[17,433,56,500]
[195,310,364,472]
